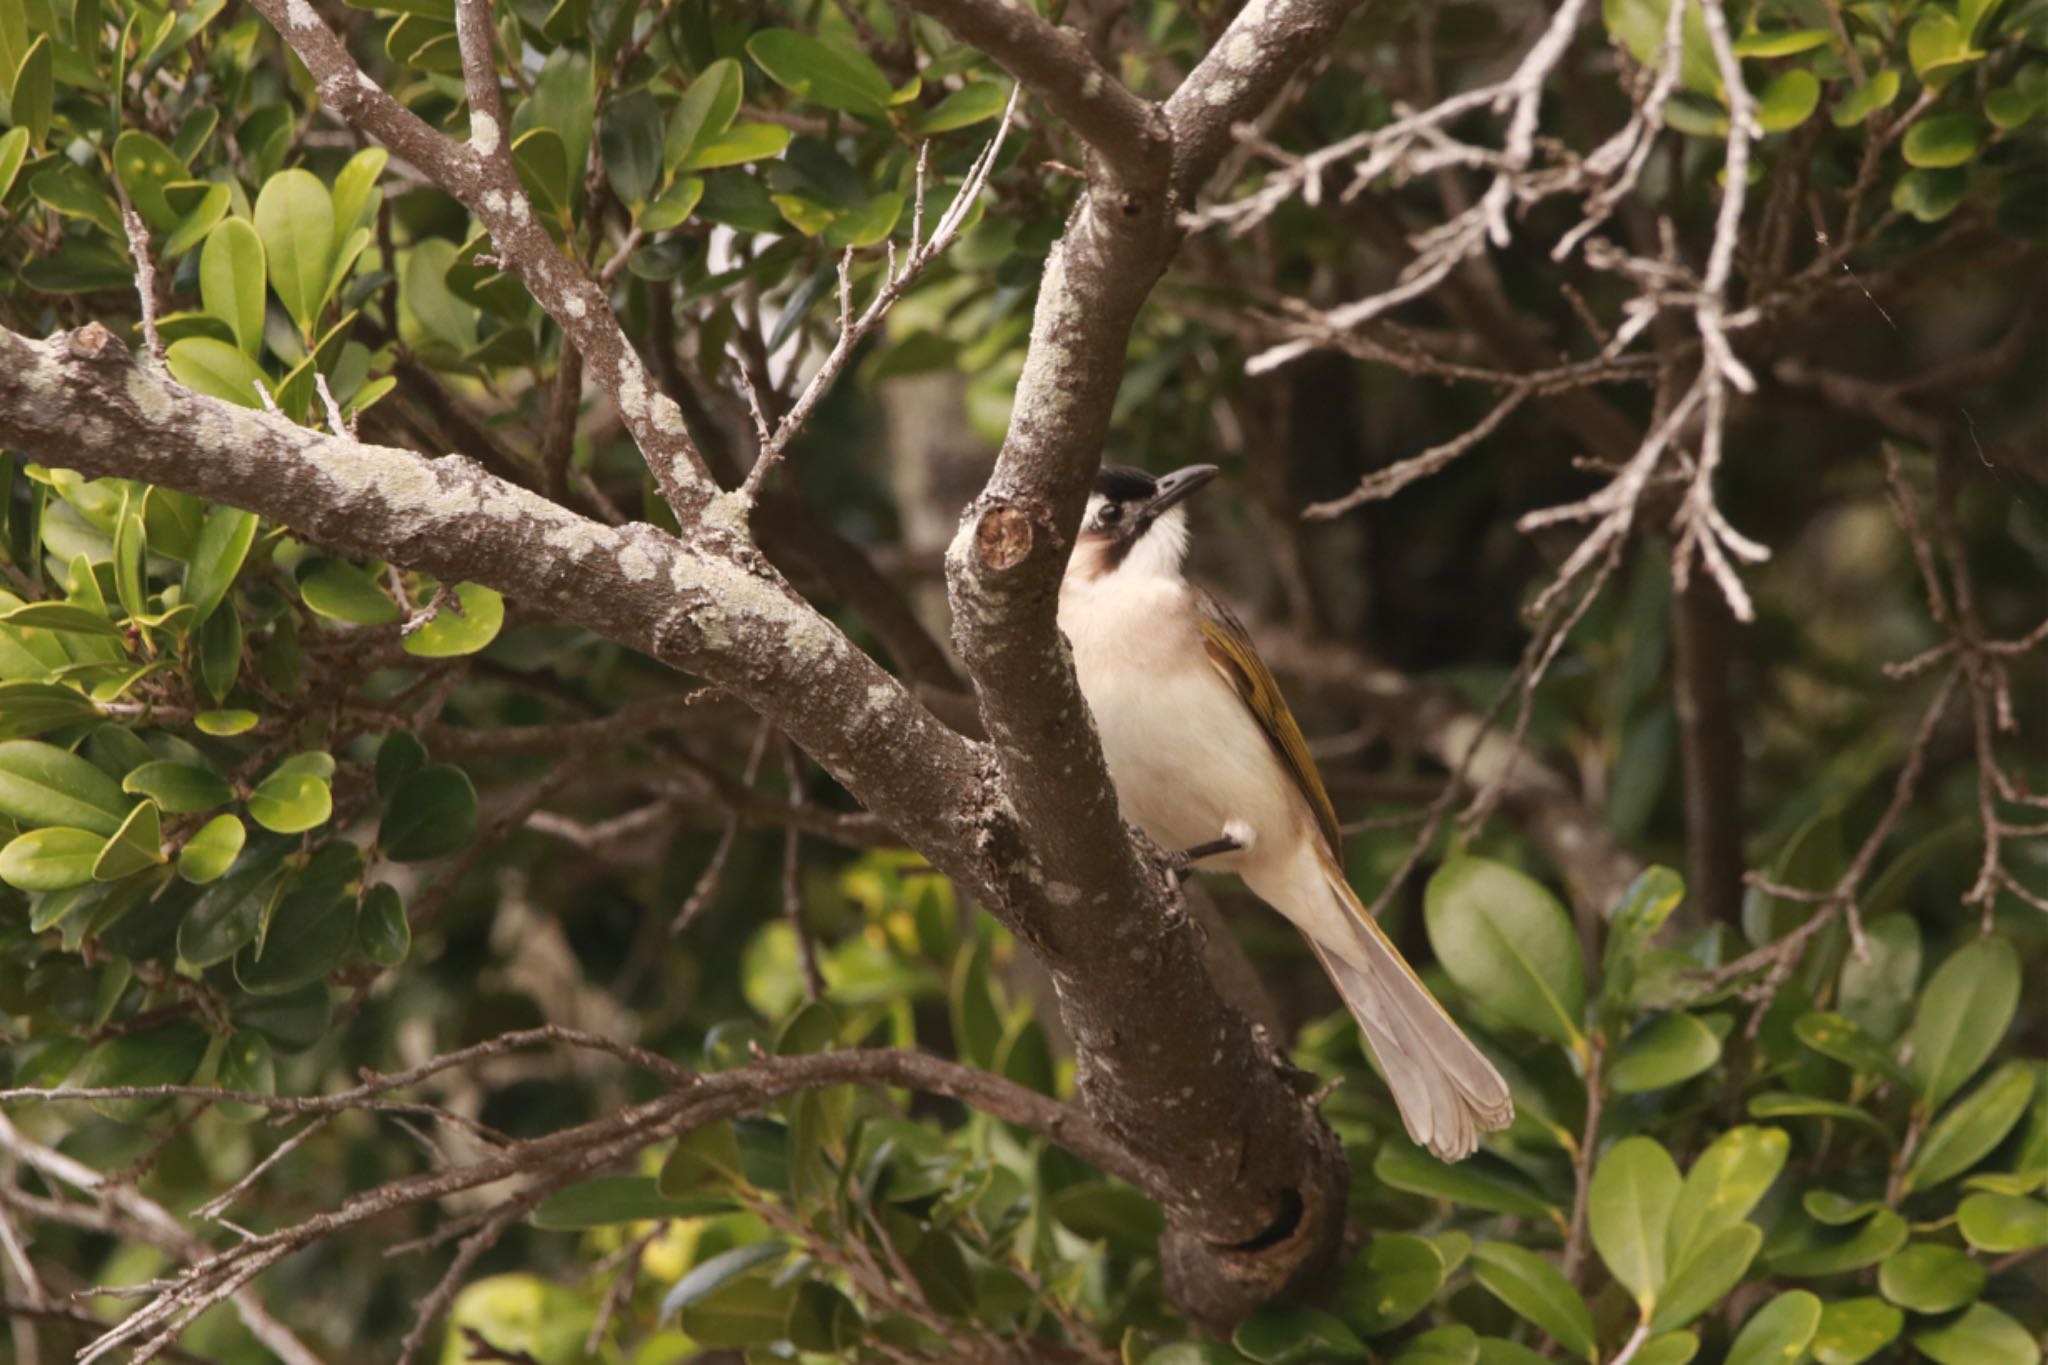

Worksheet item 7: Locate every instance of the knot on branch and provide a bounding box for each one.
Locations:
[972,502,1041,575]
[67,322,126,363]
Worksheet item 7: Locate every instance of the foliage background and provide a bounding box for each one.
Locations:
[0,0,2045,1360]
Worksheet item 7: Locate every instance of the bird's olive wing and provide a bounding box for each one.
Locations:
[1193,589,1343,858]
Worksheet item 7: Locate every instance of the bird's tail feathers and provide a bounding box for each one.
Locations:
[1310,859,1513,1162]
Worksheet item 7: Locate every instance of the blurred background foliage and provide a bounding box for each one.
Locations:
[0,0,2045,1359]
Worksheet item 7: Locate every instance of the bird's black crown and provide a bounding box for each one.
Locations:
[1094,465,1157,502]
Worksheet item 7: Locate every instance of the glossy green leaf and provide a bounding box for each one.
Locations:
[178,855,289,967]
[677,121,792,173]
[164,337,269,408]
[255,169,335,340]
[1838,912,1919,1040]
[14,34,51,148]
[1893,167,1968,223]
[1602,0,1718,93]
[0,738,132,833]
[198,218,266,358]
[1372,1141,1556,1218]
[1907,1061,2037,1192]
[1757,69,1820,132]
[379,763,478,861]
[194,708,258,736]
[601,89,664,207]
[1908,936,2020,1110]
[299,559,400,625]
[825,191,903,249]
[1795,1010,1907,1082]
[80,1019,209,1122]
[1877,1242,1984,1313]
[1611,1012,1722,1093]
[1803,1190,1880,1225]
[113,130,186,231]
[92,798,162,880]
[1913,1303,2040,1365]
[246,767,331,835]
[401,582,503,657]
[1957,1192,2048,1252]
[235,883,353,992]
[0,127,28,202]
[1812,1298,1902,1365]
[746,29,893,116]
[916,79,1011,133]
[531,1175,725,1229]
[0,826,106,889]
[213,1031,276,1122]
[1726,1291,1821,1365]
[1667,1125,1788,1264]
[1334,1233,1443,1336]
[1233,1307,1367,1364]
[639,174,704,232]
[1733,28,1829,56]
[1908,11,1979,86]
[1765,1208,1908,1276]
[1602,865,1685,1010]
[1903,114,1987,168]
[1469,1243,1594,1359]
[330,146,387,236]
[664,58,744,173]
[1590,1136,1681,1306]
[1651,1222,1762,1334]
[165,186,233,261]
[356,881,410,966]
[1424,857,1586,1051]
[1391,1325,1478,1364]
[0,680,101,738]
[178,812,245,883]
[1633,1334,1700,1365]
[659,1241,786,1320]
[1832,69,1901,127]
[123,761,232,814]
[512,127,571,217]
[182,506,260,628]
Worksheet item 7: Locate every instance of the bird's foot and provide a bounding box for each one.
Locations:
[1166,826,1248,883]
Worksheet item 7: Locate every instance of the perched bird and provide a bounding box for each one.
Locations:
[1059,463,1513,1161]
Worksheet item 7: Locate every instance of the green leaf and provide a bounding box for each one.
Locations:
[1726,1291,1822,1365]
[0,127,28,202]
[178,813,244,883]
[0,827,106,889]
[197,605,241,703]
[1794,1010,1907,1083]
[1334,1233,1443,1336]
[1907,1061,2037,1192]
[299,559,400,625]
[247,766,331,835]
[640,174,704,232]
[1603,866,1685,1011]
[660,1242,787,1320]
[1803,1190,1880,1225]
[1602,0,1718,93]
[1877,1242,1985,1314]
[0,681,101,738]
[1633,1334,1701,1365]
[177,856,289,967]
[330,146,387,236]
[0,600,122,637]
[214,1031,276,1122]
[379,763,478,861]
[1667,1125,1789,1265]
[664,57,743,172]
[1469,1243,1595,1360]
[1961,0,2009,41]
[1610,1012,1722,1093]
[825,191,903,249]
[659,1121,745,1197]
[113,130,187,232]
[195,709,258,736]
[1913,1303,2040,1365]
[235,882,353,993]
[1372,1141,1556,1218]
[1838,912,1919,1040]
[1812,1298,1902,1365]
[374,732,427,799]
[1589,1135,1681,1307]
[162,183,232,261]
[1833,69,1901,127]
[356,881,410,965]
[80,1019,209,1121]
[123,761,232,814]
[1650,1222,1762,1334]
[1392,1325,1479,1364]
[0,738,133,834]
[14,34,51,148]
[1765,1208,1909,1276]
[1908,11,1980,86]
[93,799,163,880]
[677,122,792,172]
[164,337,270,407]
[1902,113,1987,168]
[401,582,503,657]
[182,506,260,627]
[199,218,267,358]
[1908,936,2020,1110]
[1957,1192,2048,1252]
[916,79,1011,133]
[512,126,571,218]
[601,88,664,207]
[746,29,893,117]
[1757,69,1821,132]
[1424,857,1586,1051]
[532,1175,726,1229]
[1893,167,1968,223]
[1233,1307,1368,1364]
[255,169,336,341]
[1733,28,1830,56]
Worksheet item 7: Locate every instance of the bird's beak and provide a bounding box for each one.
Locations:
[1141,464,1219,520]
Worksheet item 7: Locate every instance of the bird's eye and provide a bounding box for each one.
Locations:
[1098,504,1122,526]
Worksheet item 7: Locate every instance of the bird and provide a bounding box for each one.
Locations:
[1058,462,1513,1161]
